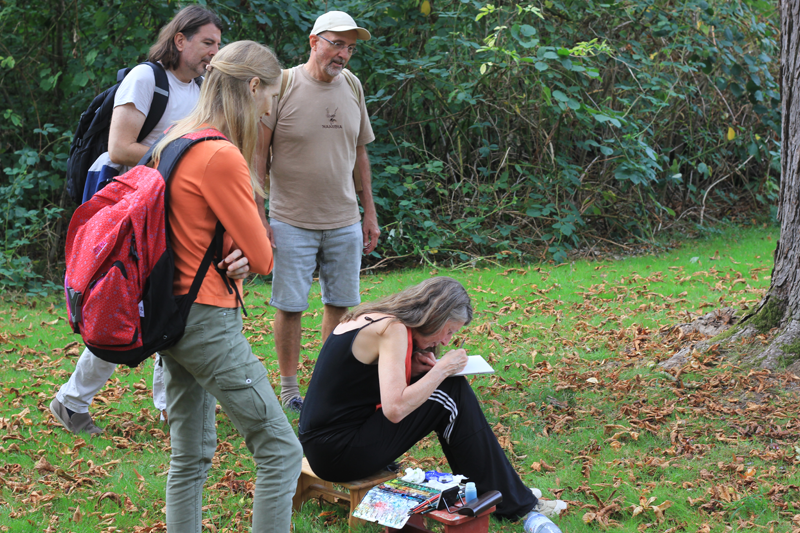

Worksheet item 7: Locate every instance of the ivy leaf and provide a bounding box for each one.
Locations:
[594,114,621,127]
[552,90,569,102]
[73,72,89,88]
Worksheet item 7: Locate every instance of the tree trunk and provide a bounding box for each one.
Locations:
[773,0,800,311]
[740,0,800,371]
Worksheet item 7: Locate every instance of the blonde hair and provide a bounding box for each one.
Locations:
[343,277,473,336]
[152,40,281,197]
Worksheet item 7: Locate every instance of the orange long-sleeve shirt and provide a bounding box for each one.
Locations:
[168,138,272,308]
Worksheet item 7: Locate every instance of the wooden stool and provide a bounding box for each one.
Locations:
[292,457,398,529]
[385,505,496,533]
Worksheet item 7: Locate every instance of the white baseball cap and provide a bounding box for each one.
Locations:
[311,11,371,41]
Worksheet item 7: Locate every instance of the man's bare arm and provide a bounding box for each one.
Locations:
[255,120,275,246]
[356,144,380,254]
[255,120,273,190]
[108,103,149,167]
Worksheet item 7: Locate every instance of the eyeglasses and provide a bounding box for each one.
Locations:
[317,34,357,55]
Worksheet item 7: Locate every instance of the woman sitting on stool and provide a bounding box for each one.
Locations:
[298,277,566,529]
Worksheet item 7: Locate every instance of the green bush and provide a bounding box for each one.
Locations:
[353,0,780,263]
[0,0,780,291]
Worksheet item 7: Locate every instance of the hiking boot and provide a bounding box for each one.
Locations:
[283,396,303,413]
[49,397,103,435]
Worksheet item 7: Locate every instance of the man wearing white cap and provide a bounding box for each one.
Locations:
[259,11,379,411]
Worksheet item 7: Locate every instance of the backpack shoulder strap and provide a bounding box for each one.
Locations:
[341,68,362,102]
[341,69,365,193]
[152,129,226,180]
[278,68,294,101]
[138,62,170,143]
[152,130,248,315]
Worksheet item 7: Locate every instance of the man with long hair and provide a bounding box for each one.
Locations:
[51,5,223,435]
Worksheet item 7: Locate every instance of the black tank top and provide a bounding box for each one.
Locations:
[298,317,390,441]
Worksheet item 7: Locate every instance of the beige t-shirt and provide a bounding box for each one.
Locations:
[262,65,375,230]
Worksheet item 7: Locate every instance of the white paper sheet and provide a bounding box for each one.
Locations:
[454,355,494,376]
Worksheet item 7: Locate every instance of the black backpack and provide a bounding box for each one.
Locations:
[65,62,169,205]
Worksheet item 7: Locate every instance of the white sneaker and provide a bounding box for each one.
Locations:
[532,498,567,518]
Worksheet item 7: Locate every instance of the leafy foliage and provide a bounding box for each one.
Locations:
[0,0,780,291]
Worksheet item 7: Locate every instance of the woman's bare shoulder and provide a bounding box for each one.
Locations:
[348,315,406,364]
[379,319,408,339]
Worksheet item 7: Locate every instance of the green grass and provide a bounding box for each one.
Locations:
[3,225,799,532]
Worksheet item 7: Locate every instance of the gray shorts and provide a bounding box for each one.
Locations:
[269,219,362,312]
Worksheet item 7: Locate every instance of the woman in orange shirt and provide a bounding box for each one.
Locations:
[152,41,302,533]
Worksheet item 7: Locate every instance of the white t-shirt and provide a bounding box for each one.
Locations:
[114,63,201,148]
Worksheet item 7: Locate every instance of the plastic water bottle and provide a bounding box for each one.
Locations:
[464,482,477,504]
[523,512,562,533]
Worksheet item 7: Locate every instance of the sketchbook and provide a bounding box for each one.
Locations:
[455,355,495,376]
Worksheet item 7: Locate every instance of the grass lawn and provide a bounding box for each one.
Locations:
[2,224,798,533]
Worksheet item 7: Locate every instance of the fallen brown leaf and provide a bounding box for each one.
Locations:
[34,456,55,474]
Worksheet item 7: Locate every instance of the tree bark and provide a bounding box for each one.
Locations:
[772,0,800,311]
[741,0,800,371]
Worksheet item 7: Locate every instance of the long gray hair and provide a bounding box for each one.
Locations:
[343,277,473,336]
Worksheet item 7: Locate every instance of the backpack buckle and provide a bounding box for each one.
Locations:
[66,287,83,327]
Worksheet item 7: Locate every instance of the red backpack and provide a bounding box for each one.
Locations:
[64,128,244,367]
